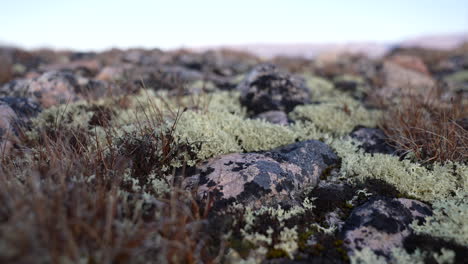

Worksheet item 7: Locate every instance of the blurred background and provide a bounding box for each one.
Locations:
[1,0,468,57]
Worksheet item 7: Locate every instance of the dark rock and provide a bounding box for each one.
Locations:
[253,110,289,126]
[341,197,432,258]
[349,126,396,155]
[186,140,339,209]
[238,63,311,115]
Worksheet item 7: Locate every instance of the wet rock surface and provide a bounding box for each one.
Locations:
[341,197,432,258]
[238,63,311,115]
[187,140,339,209]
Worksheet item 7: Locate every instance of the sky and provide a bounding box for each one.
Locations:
[1,0,467,51]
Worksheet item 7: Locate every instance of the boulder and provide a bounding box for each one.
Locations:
[238,64,311,115]
[186,140,339,209]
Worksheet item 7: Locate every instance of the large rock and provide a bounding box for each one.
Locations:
[186,140,339,209]
[341,197,432,258]
[237,64,311,115]
[0,71,81,108]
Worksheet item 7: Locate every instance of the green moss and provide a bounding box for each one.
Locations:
[297,230,315,250]
[266,248,288,259]
[229,239,257,259]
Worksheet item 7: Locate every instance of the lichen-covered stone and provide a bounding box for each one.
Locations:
[349,126,396,155]
[187,140,339,209]
[237,63,311,115]
[341,197,432,258]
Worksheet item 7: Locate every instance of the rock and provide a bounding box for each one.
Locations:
[40,59,101,78]
[387,55,430,75]
[349,126,396,155]
[0,71,81,108]
[187,140,339,209]
[378,60,436,99]
[341,197,432,258]
[0,96,41,122]
[456,117,468,130]
[238,63,311,115]
[0,101,19,157]
[253,110,289,126]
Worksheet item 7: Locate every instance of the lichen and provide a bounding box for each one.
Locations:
[289,95,380,136]
[350,247,455,264]
[330,138,468,202]
[411,191,468,246]
[174,110,296,161]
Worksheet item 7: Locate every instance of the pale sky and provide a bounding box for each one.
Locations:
[1,0,467,51]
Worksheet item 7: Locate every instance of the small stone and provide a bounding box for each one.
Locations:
[253,110,289,126]
[349,126,396,154]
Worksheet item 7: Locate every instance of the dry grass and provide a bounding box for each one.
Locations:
[381,87,467,164]
[0,93,222,263]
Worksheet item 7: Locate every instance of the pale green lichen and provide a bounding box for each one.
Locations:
[411,191,468,246]
[303,74,336,100]
[350,247,455,264]
[289,95,380,136]
[226,198,315,261]
[330,138,468,202]
[174,110,296,160]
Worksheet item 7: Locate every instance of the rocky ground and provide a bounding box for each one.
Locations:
[0,44,467,264]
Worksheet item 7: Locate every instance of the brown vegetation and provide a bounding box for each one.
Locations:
[380,87,467,164]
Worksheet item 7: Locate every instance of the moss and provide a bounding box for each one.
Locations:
[297,230,315,250]
[266,248,288,259]
[229,239,257,259]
